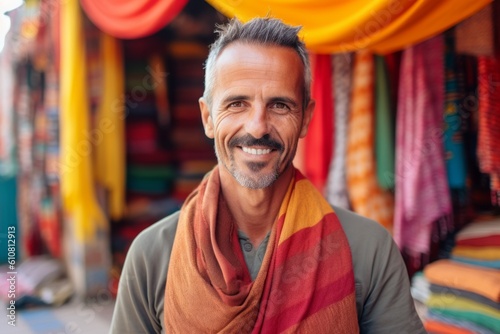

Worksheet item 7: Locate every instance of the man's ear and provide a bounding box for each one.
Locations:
[199,97,214,139]
[299,99,315,138]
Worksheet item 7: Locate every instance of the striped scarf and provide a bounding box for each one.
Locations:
[165,166,358,333]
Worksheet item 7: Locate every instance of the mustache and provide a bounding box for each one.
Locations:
[229,134,283,151]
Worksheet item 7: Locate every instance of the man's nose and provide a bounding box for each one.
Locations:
[244,104,270,139]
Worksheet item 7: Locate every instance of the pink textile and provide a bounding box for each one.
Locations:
[394,35,452,255]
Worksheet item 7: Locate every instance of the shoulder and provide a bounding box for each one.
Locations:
[332,204,397,292]
[332,204,399,287]
[110,212,180,334]
[333,205,393,252]
[125,211,180,305]
[333,206,426,333]
[129,211,180,258]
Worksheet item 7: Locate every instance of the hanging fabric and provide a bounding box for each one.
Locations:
[32,7,62,240]
[374,55,395,190]
[325,53,352,209]
[444,32,467,190]
[207,0,492,54]
[346,50,394,229]
[43,23,61,186]
[477,56,500,206]
[0,55,16,175]
[455,4,494,57]
[60,0,107,241]
[0,8,19,177]
[305,54,333,193]
[150,54,171,128]
[93,33,126,221]
[15,63,38,257]
[33,0,63,258]
[459,57,493,211]
[384,53,402,127]
[394,35,452,256]
[80,0,188,39]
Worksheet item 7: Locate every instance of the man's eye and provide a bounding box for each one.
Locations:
[272,102,289,110]
[229,102,243,108]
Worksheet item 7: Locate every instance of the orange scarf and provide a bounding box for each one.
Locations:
[346,50,394,229]
[165,166,359,333]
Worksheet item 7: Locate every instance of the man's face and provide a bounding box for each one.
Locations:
[200,42,314,189]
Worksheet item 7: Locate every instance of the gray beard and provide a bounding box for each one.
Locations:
[215,146,280,189]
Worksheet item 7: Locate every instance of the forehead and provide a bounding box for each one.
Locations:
[211,42,305,97]
[215,42,303,70]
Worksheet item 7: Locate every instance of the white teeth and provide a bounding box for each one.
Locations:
[242,147,271,155]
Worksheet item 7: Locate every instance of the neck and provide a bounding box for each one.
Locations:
[219,166,294,247]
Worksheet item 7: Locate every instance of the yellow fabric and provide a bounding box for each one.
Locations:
[278,174,336,245]
[207,0,492,54]
[424,259,500,302]
[60,0,107,241]
[453,246,500,260]
[94,33,125,220]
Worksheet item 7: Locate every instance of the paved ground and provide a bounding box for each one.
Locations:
[1,298,114,334]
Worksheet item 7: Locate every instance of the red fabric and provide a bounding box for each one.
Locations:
[38,198,61,258]
[80,0,188,39]
[477,56,500,205]
[424,320,475,334]
[305,54,334,193]
[456,235,500,247]
[384,52,402,117]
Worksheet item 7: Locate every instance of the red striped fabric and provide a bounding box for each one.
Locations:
[254,171,357,333]
[165,167,358,333]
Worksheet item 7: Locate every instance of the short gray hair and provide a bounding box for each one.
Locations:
[203,17,311,110]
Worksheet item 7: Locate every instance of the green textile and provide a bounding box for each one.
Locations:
[375,55,395,189]
[127,179,173,194]
[429,308,500,333]
[127,165,176,179]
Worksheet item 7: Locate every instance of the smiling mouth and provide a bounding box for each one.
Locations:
[241,146,273,155]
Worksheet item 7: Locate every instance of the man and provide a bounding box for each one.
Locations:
[110,17,425,333]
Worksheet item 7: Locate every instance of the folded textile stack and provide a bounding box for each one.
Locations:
[410,271,431,323]
[452,217,500,269]
[423,259,500,333]
[411,271,431,305]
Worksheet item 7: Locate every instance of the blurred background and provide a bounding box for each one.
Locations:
[1,0,499,333]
